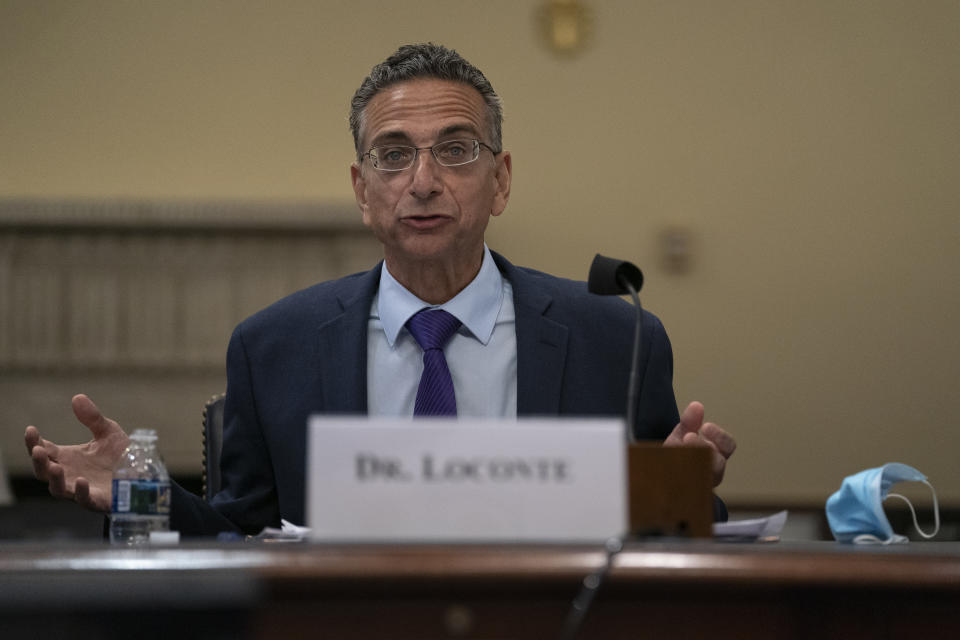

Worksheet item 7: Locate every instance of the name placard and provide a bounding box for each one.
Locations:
[306,417,626,542]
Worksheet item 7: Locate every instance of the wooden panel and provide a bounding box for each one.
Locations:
[0,199,380,372]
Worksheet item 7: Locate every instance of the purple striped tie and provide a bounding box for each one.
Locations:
[406,309,461,416]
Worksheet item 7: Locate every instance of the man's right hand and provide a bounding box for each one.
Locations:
[24,394,130,513]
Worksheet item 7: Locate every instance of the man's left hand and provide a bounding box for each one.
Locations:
[664,401,737,487]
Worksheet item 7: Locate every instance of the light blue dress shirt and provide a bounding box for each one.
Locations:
[366,246,518,417]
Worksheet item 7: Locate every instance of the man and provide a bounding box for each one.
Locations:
[25,44,736,535]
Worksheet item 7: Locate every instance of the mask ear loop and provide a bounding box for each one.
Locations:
[886,479,940,540]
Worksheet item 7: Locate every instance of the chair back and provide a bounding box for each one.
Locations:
[202,393,226,502]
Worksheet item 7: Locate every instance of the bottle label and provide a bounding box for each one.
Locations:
[111,479,171,515]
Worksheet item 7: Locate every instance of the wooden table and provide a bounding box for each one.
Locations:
[1,540,958,638]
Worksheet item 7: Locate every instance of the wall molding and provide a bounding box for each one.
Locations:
[0,197,363,232]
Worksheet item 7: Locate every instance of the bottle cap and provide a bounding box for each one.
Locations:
[130,429,158,441]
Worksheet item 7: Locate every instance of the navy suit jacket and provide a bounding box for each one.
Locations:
[171,252,692,535]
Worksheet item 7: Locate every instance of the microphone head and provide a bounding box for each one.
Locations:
[588,254,644,295]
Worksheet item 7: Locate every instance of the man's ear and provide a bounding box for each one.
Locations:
[491,151,512,218]
[351,163,371,226]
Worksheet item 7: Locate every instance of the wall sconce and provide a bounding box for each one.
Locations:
[659,225,695,275]
[537,0,593,56]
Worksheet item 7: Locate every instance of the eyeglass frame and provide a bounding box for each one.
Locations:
[362,138,499,172]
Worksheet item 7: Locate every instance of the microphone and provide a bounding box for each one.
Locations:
[587,254,644,444]
[561,255,647,640]
[587,254,643,296]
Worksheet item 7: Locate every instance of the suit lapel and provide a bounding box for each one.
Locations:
[316,264,382,413]
[493,253,569,416]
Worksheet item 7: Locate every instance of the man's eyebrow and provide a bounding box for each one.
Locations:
[438,124,479,139]
[369,130,413,147]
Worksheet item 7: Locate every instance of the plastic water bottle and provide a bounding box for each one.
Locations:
[110,429,171,545]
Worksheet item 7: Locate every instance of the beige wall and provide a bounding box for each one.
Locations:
[2,1,958,505]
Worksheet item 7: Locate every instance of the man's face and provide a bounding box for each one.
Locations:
[351,78,511,275]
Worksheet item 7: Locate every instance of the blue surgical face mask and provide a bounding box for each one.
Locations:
[825,462,940,545]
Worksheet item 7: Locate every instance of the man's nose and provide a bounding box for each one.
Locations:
[409,149,444,198]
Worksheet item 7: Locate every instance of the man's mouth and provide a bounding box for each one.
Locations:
[401,214,452,230]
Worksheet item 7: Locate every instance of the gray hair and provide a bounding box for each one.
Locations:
[349,43,503,160]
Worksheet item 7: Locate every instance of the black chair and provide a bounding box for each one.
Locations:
[201,393,226,502]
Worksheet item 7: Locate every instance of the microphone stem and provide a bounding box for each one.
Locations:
[622,279,642,445]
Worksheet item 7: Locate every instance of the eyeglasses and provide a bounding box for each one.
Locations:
[363,139,497,172]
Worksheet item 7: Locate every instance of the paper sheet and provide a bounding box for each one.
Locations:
[713,510,788,540]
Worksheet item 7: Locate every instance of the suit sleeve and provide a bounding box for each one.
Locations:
[633,312,681,441]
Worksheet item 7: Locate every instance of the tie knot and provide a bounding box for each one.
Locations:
[406,309,461,352]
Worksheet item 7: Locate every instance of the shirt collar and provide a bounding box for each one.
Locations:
[377,245,504,347]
